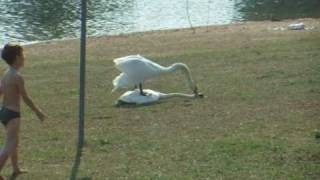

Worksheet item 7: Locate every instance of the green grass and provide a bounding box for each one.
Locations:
[0,20,320,179]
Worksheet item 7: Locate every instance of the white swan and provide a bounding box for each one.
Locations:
[116,89,198,105]
[112,54,200,96]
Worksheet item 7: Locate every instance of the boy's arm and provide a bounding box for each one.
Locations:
[16,75,45,121]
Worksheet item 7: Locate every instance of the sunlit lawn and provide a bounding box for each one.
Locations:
[0,19,319,179]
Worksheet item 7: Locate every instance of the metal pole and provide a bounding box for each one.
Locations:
[70,0,87,179]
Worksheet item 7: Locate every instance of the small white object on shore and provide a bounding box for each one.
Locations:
[288,23,305,30]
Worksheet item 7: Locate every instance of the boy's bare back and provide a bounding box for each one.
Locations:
[1,68,23,112]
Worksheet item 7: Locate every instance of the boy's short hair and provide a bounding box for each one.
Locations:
[1,43,23,65]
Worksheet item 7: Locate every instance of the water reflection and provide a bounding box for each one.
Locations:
[131,0,237,32]
[1,0,79,41]
[0,0,319,45]
[236,0,320,21]
[0,0,136,44]
[86,0,135,35]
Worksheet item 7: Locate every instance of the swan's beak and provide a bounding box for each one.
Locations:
[193,86,204,98]
[193,86,198,94]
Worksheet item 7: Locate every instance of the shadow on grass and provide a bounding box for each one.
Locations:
[113,99,165,108]
[78,177,92,180]
[8,171,28,180]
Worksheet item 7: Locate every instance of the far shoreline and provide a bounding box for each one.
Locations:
[16,18,320,48]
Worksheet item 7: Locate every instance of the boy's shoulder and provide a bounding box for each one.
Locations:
[6,70,23,82]
[14,73,23,82]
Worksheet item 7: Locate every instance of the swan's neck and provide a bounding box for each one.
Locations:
[160,92,196,99]
[164,63,196,92]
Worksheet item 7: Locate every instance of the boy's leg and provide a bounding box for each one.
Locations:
[10,120,26,176]
[10,141,19,172]
[11,144,27,177]
[0,118,20,172]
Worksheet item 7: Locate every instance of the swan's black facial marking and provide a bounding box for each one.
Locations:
[193,86,199,94]
[197,93,204,98]
[193,86,204,98]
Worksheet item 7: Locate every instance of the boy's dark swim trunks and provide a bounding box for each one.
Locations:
[0,107,20,126]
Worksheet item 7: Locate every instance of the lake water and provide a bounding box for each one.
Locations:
[0,0,319,46]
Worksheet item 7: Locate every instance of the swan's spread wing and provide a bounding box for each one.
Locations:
[113,55,164,82]
[112,73,135,91]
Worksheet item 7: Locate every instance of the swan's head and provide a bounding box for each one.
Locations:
[193,86,204,98]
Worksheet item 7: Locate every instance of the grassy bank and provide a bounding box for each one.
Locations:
[0,19,320,179]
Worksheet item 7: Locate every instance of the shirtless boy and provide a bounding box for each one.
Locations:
[0,44,46,179]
